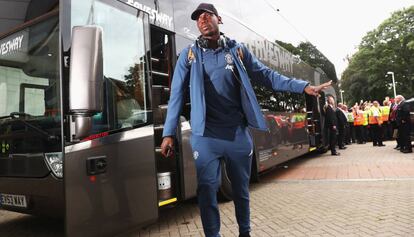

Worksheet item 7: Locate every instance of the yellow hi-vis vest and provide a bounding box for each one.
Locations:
[346,112,354,122]
[381,106,390,122]
[369,107,382,125]
[362,110,369,126]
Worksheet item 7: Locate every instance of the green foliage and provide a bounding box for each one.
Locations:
[253,40,336,113]
[341,6,414,105]
[276,40,338,83]
[275,40,300,55]
[252,81,305,112]
[296,42,338,83]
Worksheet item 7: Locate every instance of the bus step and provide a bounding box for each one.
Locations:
[153,105,168,125]
[152,85,170,106]
[154,124,164,130]
[159,197,177,207]
[155,147,162,153]
[152,70,169,77]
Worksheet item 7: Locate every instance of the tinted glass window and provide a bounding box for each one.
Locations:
[71,0,150,133]
[0,15,61,156]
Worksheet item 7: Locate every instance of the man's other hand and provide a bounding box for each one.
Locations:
[304,80,332,96]
[161,136,175,157]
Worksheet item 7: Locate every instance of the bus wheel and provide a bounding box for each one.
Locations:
[218,160,233,202]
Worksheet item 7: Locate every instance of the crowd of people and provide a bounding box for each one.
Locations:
[324,95,413,155]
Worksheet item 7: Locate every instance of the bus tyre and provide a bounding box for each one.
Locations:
[218,160,233,202]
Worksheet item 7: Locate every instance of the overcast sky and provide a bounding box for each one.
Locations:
[252,0,413,80]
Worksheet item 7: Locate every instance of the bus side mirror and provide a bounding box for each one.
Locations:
[69,26,103,139]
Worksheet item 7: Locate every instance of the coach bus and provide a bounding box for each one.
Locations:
[0,0,335,236]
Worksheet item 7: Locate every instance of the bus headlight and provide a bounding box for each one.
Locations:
[44,152,63,178]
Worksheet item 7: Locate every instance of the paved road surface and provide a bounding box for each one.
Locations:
[0,211,62,237]
[0,141,413,236]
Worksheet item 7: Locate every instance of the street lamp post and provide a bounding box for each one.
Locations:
[339,90,344,104]
[386,71,397,98]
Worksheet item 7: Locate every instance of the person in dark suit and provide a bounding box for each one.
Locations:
[396,97,413,153]
[390,95,403,149]
[325,95,340,155]
[336,103,348,149]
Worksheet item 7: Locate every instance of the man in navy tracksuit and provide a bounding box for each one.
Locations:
[160,3,331,237]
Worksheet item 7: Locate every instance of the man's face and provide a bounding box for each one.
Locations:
[196,11,220,38]
[395,97,401,103]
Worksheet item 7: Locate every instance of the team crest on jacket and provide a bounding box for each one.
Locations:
[193,151,199,160]
[224,53,234,70]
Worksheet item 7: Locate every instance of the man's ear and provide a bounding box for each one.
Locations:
[218,16,223,24]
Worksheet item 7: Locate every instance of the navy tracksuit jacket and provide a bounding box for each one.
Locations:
[162,36,309,237]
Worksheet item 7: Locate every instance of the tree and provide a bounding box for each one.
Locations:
[275,40,300,55]
[296,42,338,83]
[252,40,337,113]
[341,6,414,105]
[276,40,338,83]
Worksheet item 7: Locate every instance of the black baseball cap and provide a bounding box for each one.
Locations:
[191,3,219,20]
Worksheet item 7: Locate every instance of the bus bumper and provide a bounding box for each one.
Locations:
[0,174,63,218]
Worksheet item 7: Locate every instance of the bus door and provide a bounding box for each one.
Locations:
[64,1,157,236]
[305,94,318,148]
[319,91,328,147]
[150,26,197,205]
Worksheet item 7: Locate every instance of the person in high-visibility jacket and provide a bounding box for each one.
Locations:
[369,101,385,146]
[362,104,370,143]
[346,105,355,143]
[381,101,391,140]
[353,105,365,144]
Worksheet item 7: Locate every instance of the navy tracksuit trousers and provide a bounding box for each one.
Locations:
[191,126,253,237]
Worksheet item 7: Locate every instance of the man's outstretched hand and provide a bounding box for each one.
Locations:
[304,80,332,97]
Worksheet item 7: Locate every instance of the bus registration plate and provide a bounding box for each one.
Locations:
[0,194,27,208]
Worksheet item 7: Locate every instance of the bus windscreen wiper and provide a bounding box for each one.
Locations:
[0,112,32,120]
[0,112,59,141]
